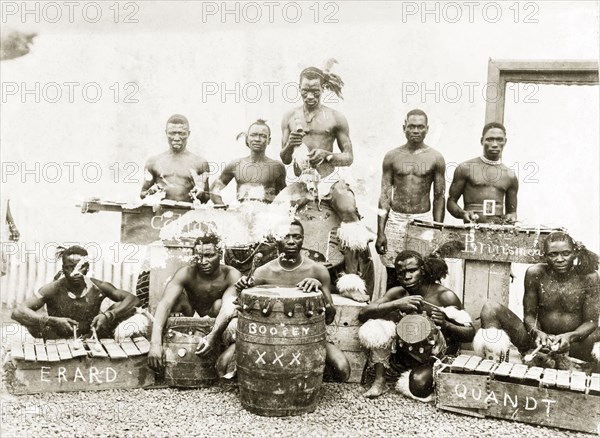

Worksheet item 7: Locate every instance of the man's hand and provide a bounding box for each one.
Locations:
[146,183,164,196]
[196,334,218,357]
[49,317,78,336]
[550,333,572,354]
[375,234,387,254]
[91,313,109,332]
[325,304,336,325]
[235,276,255,292]
[395,296,423,313]
[297,278,322,293]
[307,148,331,167]
[189,186,204,200]
[462,210,479,223]
[430,307,447,328]
[533,329,552,349]
[148,343,165,370]
[286,131,304,149]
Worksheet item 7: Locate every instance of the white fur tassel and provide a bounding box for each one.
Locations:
[292,143,311,171]
[473,328,511,362]
[395,371,433,403]
[114,313,151,342]
[441,306,473,326]
[592,341,600,362]
[337,274,367,294]
[337,221,372,250]
[358,319,397,349]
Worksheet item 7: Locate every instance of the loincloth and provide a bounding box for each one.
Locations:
[380,210,433,267]
[300,167,355,201]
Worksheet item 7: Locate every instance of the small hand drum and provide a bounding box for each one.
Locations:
[396,312,446,360]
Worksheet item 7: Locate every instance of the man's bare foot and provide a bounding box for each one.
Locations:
[364,379,388,398]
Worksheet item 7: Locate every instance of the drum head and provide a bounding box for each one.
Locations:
[396,314,434,344]
[242,285,320,300]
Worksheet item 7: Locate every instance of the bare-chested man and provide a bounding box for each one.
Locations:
[12,246,140,339]
[475,231,599,368]
[210,119,286,205]
[358,250,474,400]
[148,234,241,375]
[280,62,371,301]
[447,122,518,224]
[235,219,351,381]
[376,109,446,288]
[140,114,210,203]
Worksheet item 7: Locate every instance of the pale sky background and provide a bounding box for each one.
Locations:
[1,1,599,308]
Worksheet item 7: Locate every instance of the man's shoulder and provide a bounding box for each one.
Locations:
[526,263,547,276]
[459,157,481,166]
[282,107,302,122]
[183,150,208,165]
[220,264,241,279]
[38,279,63,297]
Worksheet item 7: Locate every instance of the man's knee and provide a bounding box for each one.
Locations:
[325,343,351,382]
[480,301,506,325]
[409,365,434,398]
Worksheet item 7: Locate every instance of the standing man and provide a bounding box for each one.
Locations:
[236,219,351,382]
[447,122,518,224]
[376,109,446,288]
[281,61,371,301]
[140,114,210,203]
[148,234,241,376]
[210,119,286,205]
[12,246,140,339]
[475,231,599,366]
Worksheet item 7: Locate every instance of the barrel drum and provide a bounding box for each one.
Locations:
[163,317,220,387]
[236,286,327,416]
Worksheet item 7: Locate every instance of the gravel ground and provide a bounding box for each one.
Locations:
[0,383,593,438]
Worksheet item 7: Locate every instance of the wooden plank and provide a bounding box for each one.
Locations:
[487,262,511,307]
[569,371,587,392]
[44,340,61,362]
[436,372,489,409]
[33,339,48,362]
[10,342,25,360]
[68,340,88,358]
[493,362,514,378]
[474,359,496,375]
[133,336,151,354]
[464,356,482,372]
[508,364,528,380]
[23,342,36,361]
[55,340,73,361]
[100,339,128,359]
[406,221,553,263]
[524,366,544,383]
[589,374,599,394]
[450,354,472,371]
[462,261,490,323]
[85,339,108,358]
[541,369,558,387]
[119,338,142,357]
[556,370,571,389]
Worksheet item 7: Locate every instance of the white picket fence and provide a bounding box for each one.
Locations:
[0,251,139,310]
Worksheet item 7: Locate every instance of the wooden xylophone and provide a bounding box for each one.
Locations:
[435,354,600,434]
[3,336,155,394]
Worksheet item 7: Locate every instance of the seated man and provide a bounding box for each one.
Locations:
[12,246,140,339]
[476,231,600,369]
[148,234,241,377]
[358,250,474,400]
[236,219,351,382]
[210,119,287,205]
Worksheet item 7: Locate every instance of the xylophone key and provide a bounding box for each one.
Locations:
[463,355,483,372]
[569,371,587,392]
[10,342,25,360]
[55,340,73,361]
[450,354,472,371]
[23,342,36,361]
[100,339,128,359]
[34,339,48,362]
[474,359,497,374]
[133,337,151,355]
[508,364,528,380]
[68,339,88,358]
[541,368,558,387]
[44,340,61,362]
[493,362,514,378]
[524,366,544,383]
[119,338,143,357]
[589,374,600,394]
[85,339,108,358]
[556,370,571,389]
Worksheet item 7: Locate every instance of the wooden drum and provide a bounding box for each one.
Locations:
[236,286,327,416]
[163,317,220,388]
[396,313,446,362]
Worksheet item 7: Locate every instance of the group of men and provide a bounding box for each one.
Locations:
[11,62,599,402]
